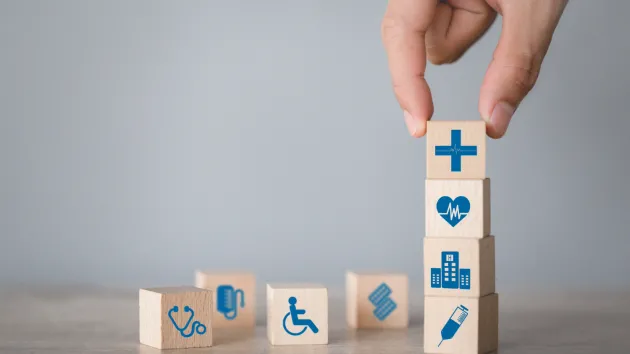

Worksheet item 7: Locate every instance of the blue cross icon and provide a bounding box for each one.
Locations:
[435,130,478,172]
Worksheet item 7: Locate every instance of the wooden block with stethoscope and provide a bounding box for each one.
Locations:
[139,286,213,349]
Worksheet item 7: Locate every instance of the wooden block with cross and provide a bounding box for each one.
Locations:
[426,120,486,180]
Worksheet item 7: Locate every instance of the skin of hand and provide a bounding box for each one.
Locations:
[381,0,568,138]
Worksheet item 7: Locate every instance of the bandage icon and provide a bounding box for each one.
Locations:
[368,283,397,321]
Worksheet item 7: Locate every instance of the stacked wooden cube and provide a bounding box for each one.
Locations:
[423,121,498,354]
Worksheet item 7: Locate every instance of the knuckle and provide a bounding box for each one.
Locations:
[508,65,539,95]
[391,72,425,105]
[497,52,542,94]
[392,80,409,104]
[380,15,404,43]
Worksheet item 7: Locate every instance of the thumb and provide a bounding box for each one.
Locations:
[479,0,567,138]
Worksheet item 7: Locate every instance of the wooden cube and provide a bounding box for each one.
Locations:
[426,121,486,179]
[424,236,495,297]
[425,178,490,238]
[194,271,256,328]
[139,287,213,349]
[346,271,408,329]
[424,294,498,354]
[266,283,328,346]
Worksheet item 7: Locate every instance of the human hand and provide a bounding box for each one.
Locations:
[381,0,567,138]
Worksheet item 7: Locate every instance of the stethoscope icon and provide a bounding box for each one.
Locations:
[167,305,207,338]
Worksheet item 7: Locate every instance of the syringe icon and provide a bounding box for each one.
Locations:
[438,305,469,347]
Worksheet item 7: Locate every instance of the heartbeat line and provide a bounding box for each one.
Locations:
[438,202,467,221]
[435,145,477,155]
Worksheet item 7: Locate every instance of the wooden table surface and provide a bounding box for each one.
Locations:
[0,286,628,353]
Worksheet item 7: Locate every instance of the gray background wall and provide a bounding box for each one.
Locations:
[1,1,628,290]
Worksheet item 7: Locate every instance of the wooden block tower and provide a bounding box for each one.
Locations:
[423,121,498,354]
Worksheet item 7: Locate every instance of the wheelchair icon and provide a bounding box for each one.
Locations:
[282,296,319,336]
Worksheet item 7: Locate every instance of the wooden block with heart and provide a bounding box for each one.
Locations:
[425,178,490,239]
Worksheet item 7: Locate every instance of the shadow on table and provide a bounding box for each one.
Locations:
[212,328,257,346]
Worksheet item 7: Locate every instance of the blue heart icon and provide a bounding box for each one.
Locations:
[436,196,470,227]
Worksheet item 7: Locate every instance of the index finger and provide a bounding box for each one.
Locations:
[381,0,437,137]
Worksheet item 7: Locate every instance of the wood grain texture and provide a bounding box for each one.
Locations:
[195,271,256,328]
[425,178,491,238]
[138,289,162,348]
[424,293,499,354]
[139,286,213,349]
[0,286,629,353]
[423,236,495,298]
[266,283,328,346]
[426,121,486,180]
[346,271,409,329]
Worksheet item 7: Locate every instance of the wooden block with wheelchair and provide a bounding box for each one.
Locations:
[266,283,328,346]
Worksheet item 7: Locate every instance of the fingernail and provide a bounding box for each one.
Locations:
[403,110,424,137]
[489,102,515,137]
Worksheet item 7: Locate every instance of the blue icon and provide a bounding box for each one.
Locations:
[282,296,319,336]
[436,196,470,227]
[460,269,471,290]
[167,305,207,338]
[217,284,245,320]
[430,251,471,291]
[430,268,441,288]
[435,129,478,172]
[368,283,398,321]
[439,305,469,347]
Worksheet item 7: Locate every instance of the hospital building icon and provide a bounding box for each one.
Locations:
[430,251,471,290]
